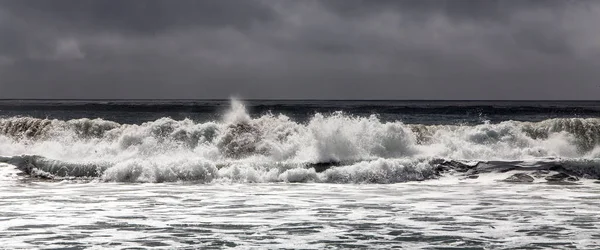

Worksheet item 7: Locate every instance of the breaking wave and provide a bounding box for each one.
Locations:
[1,100,599,183]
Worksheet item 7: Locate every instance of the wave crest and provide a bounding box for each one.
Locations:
[1,100,600,183]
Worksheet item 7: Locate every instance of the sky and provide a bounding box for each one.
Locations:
[0,0,599,100]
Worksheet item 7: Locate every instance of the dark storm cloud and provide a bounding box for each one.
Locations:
[323,0,574,21]
[0,0,275,33]
[0,0,598,99]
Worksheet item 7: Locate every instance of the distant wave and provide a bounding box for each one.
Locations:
[2,100,600,116]
[1,100,599,183]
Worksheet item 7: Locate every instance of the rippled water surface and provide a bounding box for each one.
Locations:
[2,167,599,249]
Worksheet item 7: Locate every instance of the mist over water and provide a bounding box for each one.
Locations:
[1,99,600,248]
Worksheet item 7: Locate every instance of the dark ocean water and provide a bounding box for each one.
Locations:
[1,100,600,249]
[2,99,600,124]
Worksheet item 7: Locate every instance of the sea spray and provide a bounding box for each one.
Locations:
[0,100,599,182]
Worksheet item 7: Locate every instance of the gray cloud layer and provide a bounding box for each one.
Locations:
[0,0,599,99]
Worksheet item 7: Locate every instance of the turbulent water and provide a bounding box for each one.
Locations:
[1,99,600,249]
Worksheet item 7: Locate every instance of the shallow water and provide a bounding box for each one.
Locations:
[1,166,599,249]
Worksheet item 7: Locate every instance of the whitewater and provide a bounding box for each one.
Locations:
[1,99,599,249]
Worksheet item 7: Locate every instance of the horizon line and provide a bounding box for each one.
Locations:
[0,98,599,102]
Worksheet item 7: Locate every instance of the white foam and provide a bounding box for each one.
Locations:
[321,158,434,184]
[0,100,599,182]
[101,157,218,183]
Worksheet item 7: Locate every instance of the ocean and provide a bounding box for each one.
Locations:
[1,99,600,249]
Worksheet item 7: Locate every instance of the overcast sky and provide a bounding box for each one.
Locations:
[0,0,599,99]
